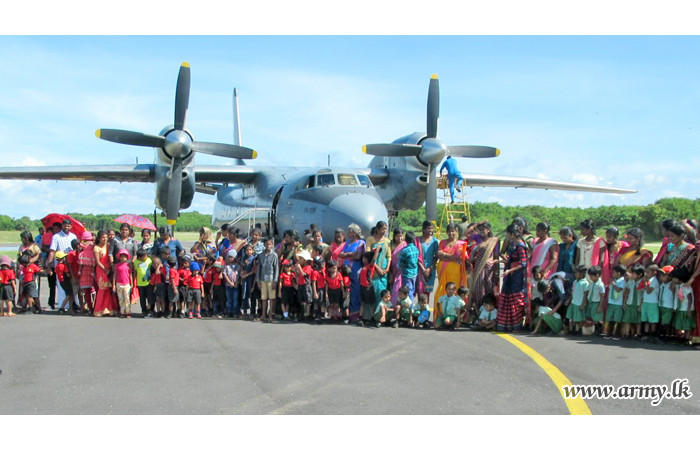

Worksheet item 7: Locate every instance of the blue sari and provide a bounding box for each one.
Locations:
[420,237,438,293]
[343,238,366,317]
[372,238,391,304]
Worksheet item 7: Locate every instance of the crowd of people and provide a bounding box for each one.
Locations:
[2,215,700,345]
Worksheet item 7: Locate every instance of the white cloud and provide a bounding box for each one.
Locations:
[572,173,601,185]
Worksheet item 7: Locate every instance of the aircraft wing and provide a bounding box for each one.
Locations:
[0,164,156,182]
[193,165,258,184]
[462,173,636,194]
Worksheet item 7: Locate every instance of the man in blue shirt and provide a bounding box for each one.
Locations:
[439,156,463,203]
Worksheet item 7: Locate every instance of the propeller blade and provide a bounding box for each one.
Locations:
[174,62,191,131]
[362,144,422,157]
[95,129,165,148]
[448,145,500,158]
[427,74,440,139]
[191,142,258,160]
[166,157,183,225]
[426,163,438,222]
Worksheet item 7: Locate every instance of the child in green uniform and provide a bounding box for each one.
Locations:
[586,266,605,330]
[640,264,660,343]
[475,294,497,330]
[658,265,676,339]
[436,282,465,330]
[374,289,396,328]
[531,298,563,334]
[565,266,589,334]
[602,265,626,339]
[622,264,644,339]
[412,293,431,328]
[671,266,696,341]
[395,285,413,327]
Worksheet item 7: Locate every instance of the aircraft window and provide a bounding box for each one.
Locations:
[358,175,372,187]
[296,175,315,191]
[317,174,335,187]
[338,174,358,186]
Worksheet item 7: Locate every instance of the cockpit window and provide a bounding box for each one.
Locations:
[358,175,372,187]
[338,174,358,186]
[296,175,315,191]
[317,174,335,187]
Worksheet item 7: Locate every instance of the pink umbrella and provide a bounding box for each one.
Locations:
[114,214,157,231]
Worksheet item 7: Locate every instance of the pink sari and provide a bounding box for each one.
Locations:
[530,237,556,278]
[389,242,407,305]
[330,241,346,266]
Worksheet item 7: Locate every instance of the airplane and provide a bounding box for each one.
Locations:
[0,63,636,241]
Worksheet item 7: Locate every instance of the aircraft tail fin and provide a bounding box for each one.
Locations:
[233,88,246,166]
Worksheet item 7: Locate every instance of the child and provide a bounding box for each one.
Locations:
[658,265,676,339]
[398,231,419,301]
[78,231,96,313]
[149,256,166,318]
[178,255,192,318]
[222,250,239,318]
[66,239,81,313]
[602,265,626,339]
[457,286,470,325]
[239,244,256,319]
[411,294,431,328]
[166,256,181,319]
[586,265,605,332]
[339,265,352,324]
[0,255,17,317]
[373,289,395,328]
[311,256,327,323]
[325,260,345,322]
[294,250,314,321]
[278,259,295,320]
[112,249,133,318]
[565,266,589,334]
[640,264,660,342]
[436,282,465,330]
[202,254,217,317]
[211,258,226,319]
[475,293,498,330]
[531,298,563,335]
[133,249,153,318]
[256,238,279,323]
[671,266,695,342]
[357,251,376,327]
[394,285,412,328]
[531,265,544,304]
[621,264,644,339]
[186,262,205,319]
[55,251,75,314]
[18,255,42,314]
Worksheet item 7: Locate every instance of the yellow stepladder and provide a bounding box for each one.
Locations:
[435,176,471,238]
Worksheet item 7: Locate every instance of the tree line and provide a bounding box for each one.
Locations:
[0,212,212,233]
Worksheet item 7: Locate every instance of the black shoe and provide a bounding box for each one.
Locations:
[179,312,185,319]
[356,320,364,327]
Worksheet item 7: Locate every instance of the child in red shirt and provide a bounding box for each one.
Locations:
[178,256,192,318]
[55,251,75,315]
[278,260,295,320]
[211,259,226,318]
[357,252,376,326]
[0,255,17,316]
[325,260,345,322]
[340,265,352,324]
[186,262,205,319]
[295,251,314,321]
[66,240,82,313]
[18,254,42,314]
[166,257,180,319]
[311,257,327,323]
[149,256,167,318]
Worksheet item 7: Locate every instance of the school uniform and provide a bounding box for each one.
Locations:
[621,279,641,324]
[179,267,192,304]
[537,305,562,333]
[168,266,180,303]
[0,268,16,301]
[296,264,313,309]
[659,281,675,325]
[437,294,466,327]
[605,276,625,323]
[21,263,41,299]
[311,267,327,311]
[150,265,167,302]
[586,278,605,322]
[373,298,395,323]
[325,272,344,305]
[55,261,74,297]
[212,270,226,313]
[640,277,660,324]
[279,271,295,305]
[186,274,204,304]
[674,285,696,331]
[566,279,588,323]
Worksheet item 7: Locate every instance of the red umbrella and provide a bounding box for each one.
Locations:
[41,213,86,237]
[114,214,157,231]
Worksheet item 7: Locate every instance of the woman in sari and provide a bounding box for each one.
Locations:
[369,222,391,304]
[328,228,346,266]
[530,222,558,279]
[575,219,608,274]
[618,228,653,269]
[389,227,406,304]
[604,227,629,285]
[339,224,365,318]
[93,230,118,317]
[434,223,468,303]
[191,227,216,267]
[468,221,500,312]
[228,228,247,255]
[653,219,678,265]
[17,231,41,265]
[661,225,695,270]
[418,221,439,295]
[498,223,528,332]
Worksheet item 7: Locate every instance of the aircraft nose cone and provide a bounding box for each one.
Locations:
[326,193,388,239]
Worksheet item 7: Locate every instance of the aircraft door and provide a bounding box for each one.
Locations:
[270,186,284,238]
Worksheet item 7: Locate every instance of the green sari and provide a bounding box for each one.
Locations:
[372,237,391,305]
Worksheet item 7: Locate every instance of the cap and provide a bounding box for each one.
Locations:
[116,249,130,258]
[81,231,93,241]
[297,250,312,261]
[660,265,674,274]
[226,249,237,259]
[0,255,12,267]
[181,254,192,262]
[55,251,67,259]
[281,259,292,266]
[189,262,201,272]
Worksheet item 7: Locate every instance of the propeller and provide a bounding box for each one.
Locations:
[95,62,258,225]
[362,74,500,222]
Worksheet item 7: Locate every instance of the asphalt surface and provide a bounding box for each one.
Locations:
[1,307,699,414]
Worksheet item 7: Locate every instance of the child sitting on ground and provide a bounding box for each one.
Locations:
[565,265,589,334]
[436,281,465,330]
[412,293,431,328]
[531,297,563,335]
[394,285,412,328]
[373,289,395,328]
[457,286,470,324]
[0,255,17,317]
[357,252,376,327]
[602,264,626,340]
[475,293,497,330]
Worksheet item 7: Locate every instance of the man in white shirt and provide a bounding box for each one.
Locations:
[46,219,78,310]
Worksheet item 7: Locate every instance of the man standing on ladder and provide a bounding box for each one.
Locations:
[440,156,463,204]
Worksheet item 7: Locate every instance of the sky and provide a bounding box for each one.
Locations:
[0,34,699,219]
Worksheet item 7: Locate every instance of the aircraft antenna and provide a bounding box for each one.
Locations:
[233,88,246,166]
[328,155,331,166]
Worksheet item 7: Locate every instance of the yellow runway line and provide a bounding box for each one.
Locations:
[494,332,592,415]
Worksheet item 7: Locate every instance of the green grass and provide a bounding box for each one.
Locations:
[0,231,21,244]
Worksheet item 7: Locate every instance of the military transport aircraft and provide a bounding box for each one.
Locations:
[0,63,635,240]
